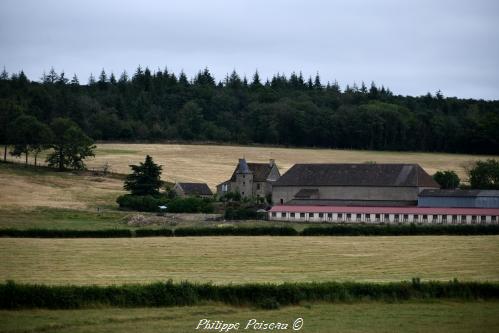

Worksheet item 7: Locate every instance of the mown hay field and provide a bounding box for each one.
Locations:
[1,301,498,333]
[1,236,498,285]
[6,143,499,190]
[87,143,499,188]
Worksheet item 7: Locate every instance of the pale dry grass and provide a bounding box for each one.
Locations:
[0,166,124,209]
[86,143,497,189]
[1,236,498,285]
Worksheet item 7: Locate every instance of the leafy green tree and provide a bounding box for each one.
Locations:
[124,155,163,195]
[46,118,95,170]
[433,170,460,189]
[468,159,499,189]
[8,115,53,166]
[0,99,23,161]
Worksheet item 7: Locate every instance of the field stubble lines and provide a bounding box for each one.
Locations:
[1,236,498,285]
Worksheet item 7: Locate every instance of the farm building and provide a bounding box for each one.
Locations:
[216,158,280,199]
[272,163,439,206]
[173,182,213,198]
[269,205,499,224]
[418,189,499,208]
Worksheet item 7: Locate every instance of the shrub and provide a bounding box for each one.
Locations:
[167,197,214,213]
[116,194,169,212]
[224,208,266,220]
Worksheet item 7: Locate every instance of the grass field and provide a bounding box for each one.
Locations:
[1,236,498,285]
[1,301,498,333]
[6,143,499,189]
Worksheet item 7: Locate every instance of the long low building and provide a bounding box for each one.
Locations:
[269,205,499,224]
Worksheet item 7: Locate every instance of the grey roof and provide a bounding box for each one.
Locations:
[273,163,439,188]
[287,199,417,207]
[419,189,499,198]
[177,183,213,196]
[294,189,319,198]
[229,161,275,182]
[237,158,251,174]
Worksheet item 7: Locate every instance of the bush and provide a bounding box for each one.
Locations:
[167,197,214,213]
[1,280,498,309]
[116,194,169,212]
[224,208,266,220]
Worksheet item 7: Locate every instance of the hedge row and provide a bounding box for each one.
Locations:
[301,224,499,236]
[2,224,499,238]
[0,229,132,238]
[1,279,498,309]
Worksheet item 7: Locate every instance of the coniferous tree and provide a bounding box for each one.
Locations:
[124,155,163,195]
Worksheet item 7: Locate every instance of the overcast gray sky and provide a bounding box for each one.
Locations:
[1,0,498,99]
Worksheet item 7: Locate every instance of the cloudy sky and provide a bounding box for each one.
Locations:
[1,0,498,99]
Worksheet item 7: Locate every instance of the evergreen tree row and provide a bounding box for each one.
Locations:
[1,66,498,154]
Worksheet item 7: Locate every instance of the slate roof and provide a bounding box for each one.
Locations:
[177,183,213,196]
[273,163,439,188]
[419,189,499,197]
[229,162,274,182]
[294,189,319,198]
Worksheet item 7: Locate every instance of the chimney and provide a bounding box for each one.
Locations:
[269,159,275,167]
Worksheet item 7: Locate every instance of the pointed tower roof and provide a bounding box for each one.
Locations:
[237,158,251,174]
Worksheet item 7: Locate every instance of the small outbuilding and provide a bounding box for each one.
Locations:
[173,182,213,198]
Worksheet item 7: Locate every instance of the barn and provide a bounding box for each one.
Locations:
[272,163,439,206]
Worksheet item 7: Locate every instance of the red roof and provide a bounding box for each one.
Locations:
[270,205,499,215]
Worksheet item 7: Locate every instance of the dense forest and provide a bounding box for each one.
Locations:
[1,66,498,154]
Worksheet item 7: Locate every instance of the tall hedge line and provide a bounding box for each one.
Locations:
[0,229,132,238]
[1,280,498,310]
[174,226,298,236]
[300,224,499,236]
[1,224,499,238]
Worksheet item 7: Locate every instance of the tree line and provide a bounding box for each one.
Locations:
[1,66,498,154]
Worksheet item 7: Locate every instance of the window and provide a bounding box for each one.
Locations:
[290,213,295,218]
[492,216,497,222]
[375,214,380,219]
[272,212,276,217]
[472,215,477,224]
[414,214,419,221]
[243,182,245,186]
[281,212,287,218]
[355,214,361,220]
[243,175,245,178]
[384,214,390,220]
[452,215,457,222]
[481,216,486,223]
[242,192,244,196]
[338,213,343,219]
[442,215,447,222]
[346,213,351,220]
[394,214,400,221]
[433,215,438,221]
[319,213,324,218]
[327,213,333,218]
[280,199,284,204]
[461,215,467,222]
[222,184,228,192]
[257,183,261,190]
[308,213,314,218]
[403,214,408,221]
[300,213,305,218]
[423,214,428,220]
